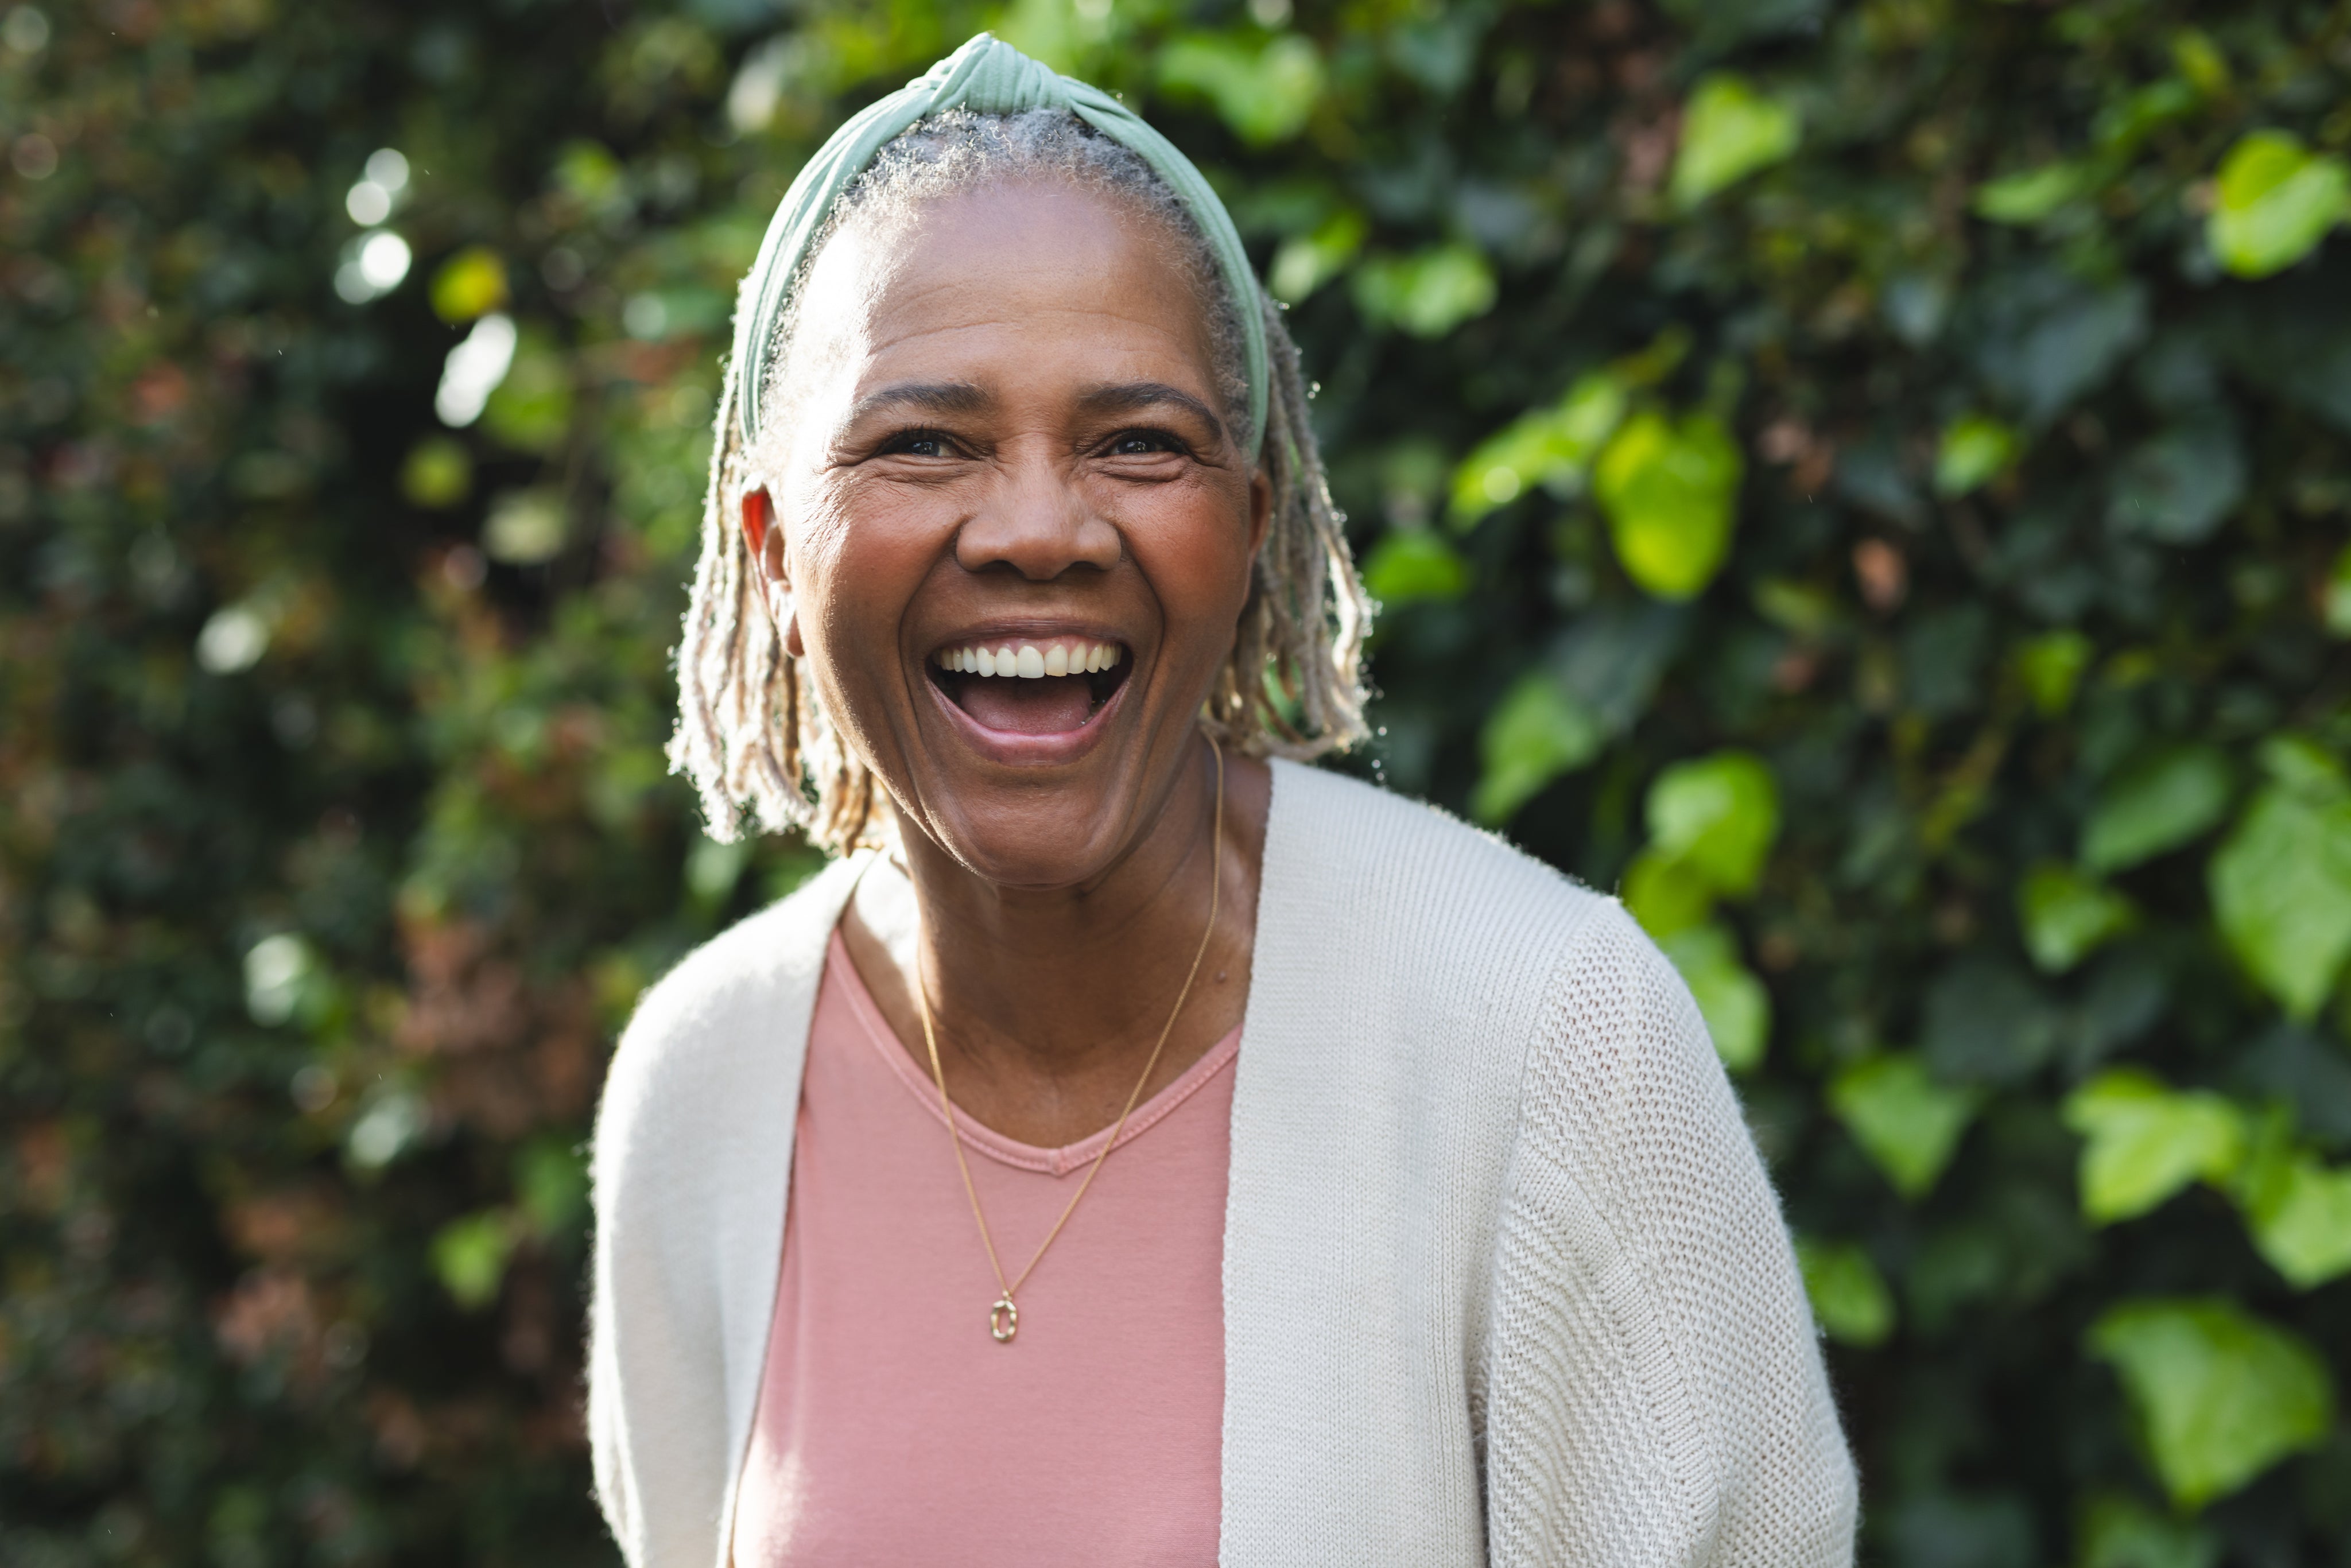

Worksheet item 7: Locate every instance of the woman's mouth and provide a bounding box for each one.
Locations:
[928,636,1130,736]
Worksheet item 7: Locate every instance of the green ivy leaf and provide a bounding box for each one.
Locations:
[2208,746,2351,1020]
[1360,529,1469,607]
[2089,1298,2334,1509]
[430,246,509,324]
[1596,410,1743,600]
[1449,372,1628,526]
[1621,847,1716,940]
[480,323,575,455]
[1933,413,2020,497]
[1471,672,1604,826]
[1829,1053,1983,1200]
[1156,33,1325,146]
[1646,749,1779,897]
[2062,1069,2245,1224]
[2077,1493,2220,1568]
[2229,1118,2351,1288]
[1972,161,2091,226]
[399,437,472,509]
[2017,861,2137,974]
[1670,73,1801,207]
[2082,746,2234,873]
[2015,629,2093,717]
[1795,1236,1895,1347]
[430,1210,516,1310]
[1267,209,1366,304]
[1351,243,1497,339]
[2209,130,2351,281]
[1658,921,1770,1071]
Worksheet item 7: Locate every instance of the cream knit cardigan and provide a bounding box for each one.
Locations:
[588,759,1857,1567]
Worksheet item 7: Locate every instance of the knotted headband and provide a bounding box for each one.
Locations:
[727,32,1270,455]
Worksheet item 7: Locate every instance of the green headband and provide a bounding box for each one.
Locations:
[727,32,1269,455]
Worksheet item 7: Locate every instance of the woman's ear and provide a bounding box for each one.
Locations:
[740,486,805,657]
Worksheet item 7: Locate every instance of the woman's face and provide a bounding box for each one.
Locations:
[751,180,1267,888]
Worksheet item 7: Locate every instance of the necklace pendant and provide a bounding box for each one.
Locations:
[989,1294,1019,1343]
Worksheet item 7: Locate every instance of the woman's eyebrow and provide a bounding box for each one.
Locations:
[843,381,992,425]
[1077,382,1225,441]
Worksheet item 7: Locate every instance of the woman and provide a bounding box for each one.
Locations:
[589,34,1855,1568]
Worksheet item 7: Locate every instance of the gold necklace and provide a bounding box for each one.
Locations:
[913,736,1225,1344]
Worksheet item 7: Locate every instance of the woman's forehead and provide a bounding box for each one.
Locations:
[790,181,1222,414]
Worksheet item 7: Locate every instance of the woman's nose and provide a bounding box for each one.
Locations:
[953,453,1121,580]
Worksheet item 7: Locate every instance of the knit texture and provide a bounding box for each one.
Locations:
[587,760,1857,1567]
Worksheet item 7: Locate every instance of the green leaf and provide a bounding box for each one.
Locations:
[1645,749,1779,897]
[514,1137,588,1241]
[1658,921,1770,1072]
[1973,161,2090,226]
[2082,746,2233,874]
[1360,529,1469,607]
[1621,847,1716,940]
[399,437,472,509]
[1267,209,1366,304]
[1670,73,1801,207]
[2077,1493,2220,1568]
[1156,33,1324,146]
[480,324,575,455]
[1595,410,1744,600]
[2229,1119,2351,1288]
[430,245,509,324]
[2062,1069,2245,1224]
[1449,372,1628,526]
[430,1210,516,1310]
[1351,244,1497,338]
[2209,131,2351,281]
[2015,630,2092,717]
[1794,1236,1894,1347]
[2089,1298,2334,1509]
[1933,413,2020,497]
[1471,672,1605,826]
[2325,543,2351,639]
[1829,1053,1983,1200]
[2016,861,2137,974]
[2208,766,2351,1020]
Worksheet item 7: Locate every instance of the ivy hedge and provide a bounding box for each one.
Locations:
[5,0,2350,1561]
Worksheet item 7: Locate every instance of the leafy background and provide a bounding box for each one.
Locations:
[5,0,2351,1561]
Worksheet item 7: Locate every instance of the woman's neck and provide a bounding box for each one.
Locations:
[839,739,1270,1148]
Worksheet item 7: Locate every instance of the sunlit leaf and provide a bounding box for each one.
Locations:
[2015,630,2093,717]
[2017,862,2136,974]
[1973,161,2090,226]
[2062,1070,2245,1224]
[1621,847,1715,940]
[2083,746,2233,873]
[1646,749,1779,896]
[1670,73,1800,207]
[1830,1053,1983,1200]
[2209,131,2351,280]
[430,245,510,324]
[1351,244,1497,338]
[2077,1493,2220,1568]
[1659,921,1769,1071]
[480,323,575,455]
[2208,743,2351,1020]
[1449,372,1628,526]
[431,1210,516,1310]
[1361,529,1469,607]
[2229,1118,2351,1288]
[1157,32,1324,145]
[400,437,472,509]
[2089,1298,2333,1509]
[1268,209,1365,304]
[1471,672,1604,826]
[1933,413,2019,496]
[1795,1236,1894,1346]
[1595,410,1743,599]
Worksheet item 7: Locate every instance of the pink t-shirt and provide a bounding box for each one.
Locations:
[730,928,1236,1566]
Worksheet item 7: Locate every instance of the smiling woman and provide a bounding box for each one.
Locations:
[588,34,1856,1568]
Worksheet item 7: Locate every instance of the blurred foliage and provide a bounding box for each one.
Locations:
[6,0,2351,1562]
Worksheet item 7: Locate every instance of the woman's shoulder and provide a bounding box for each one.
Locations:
[1264,758,1617,953]
[597,851,864,1146]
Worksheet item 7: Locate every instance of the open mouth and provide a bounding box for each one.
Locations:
[928,635,1131,736]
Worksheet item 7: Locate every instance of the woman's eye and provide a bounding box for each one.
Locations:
[1109,432,1173,456]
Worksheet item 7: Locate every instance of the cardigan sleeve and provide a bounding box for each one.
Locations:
[1482,901,1857,1568]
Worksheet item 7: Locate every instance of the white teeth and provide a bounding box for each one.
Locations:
[936,638,1123,677]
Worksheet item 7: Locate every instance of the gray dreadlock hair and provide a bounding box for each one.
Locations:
[669,108,1373,852]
